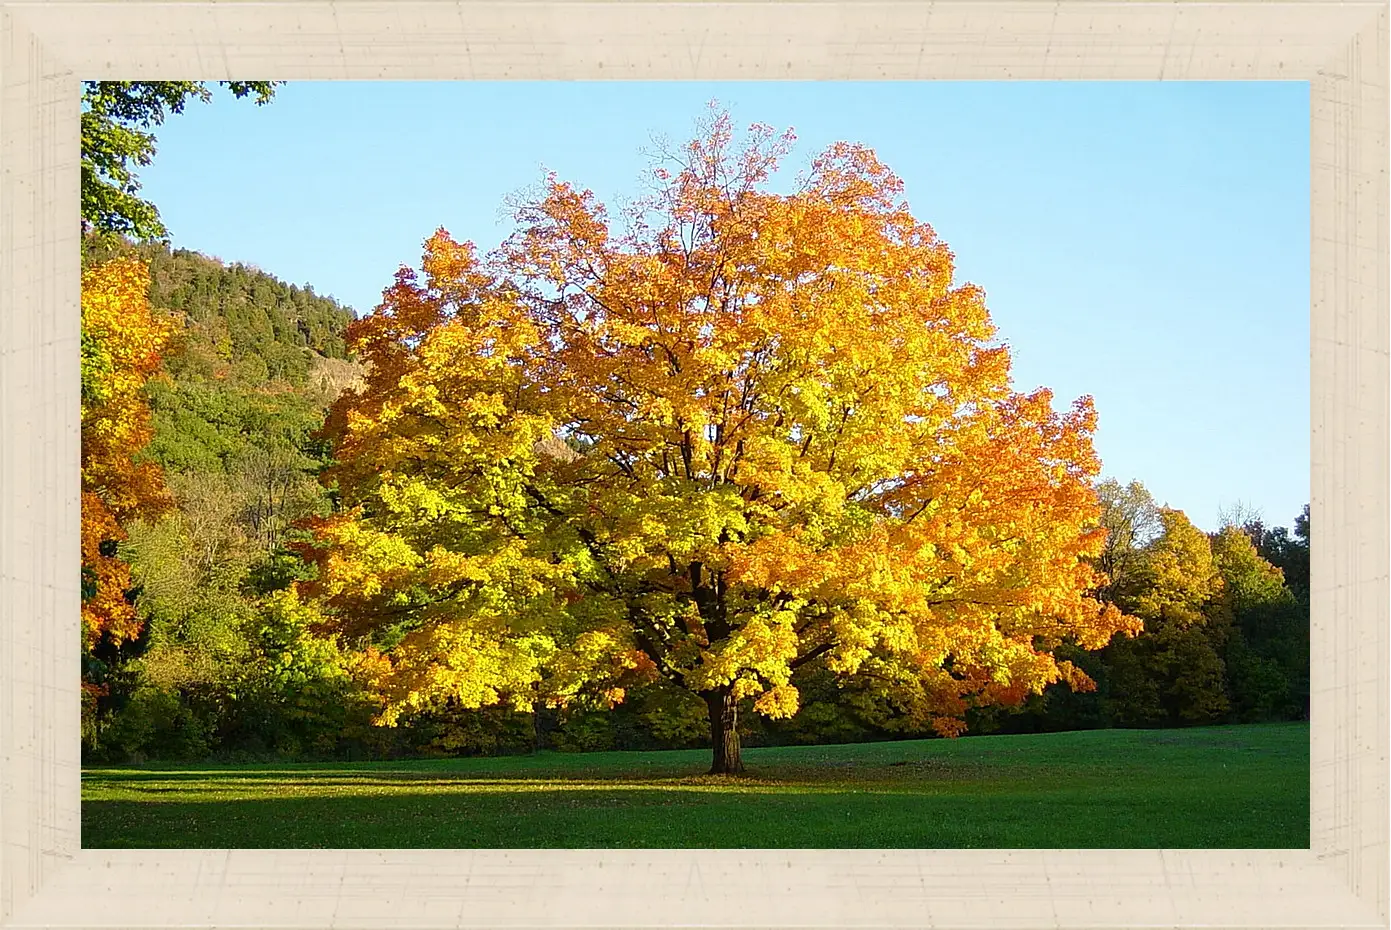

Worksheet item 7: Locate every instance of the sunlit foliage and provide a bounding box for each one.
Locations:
[81,258,174,647]
[303,111,1138,772]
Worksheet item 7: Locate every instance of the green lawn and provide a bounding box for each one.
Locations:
[82,722,1308,849]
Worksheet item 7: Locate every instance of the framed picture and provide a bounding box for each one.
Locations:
[3,1,1386,927]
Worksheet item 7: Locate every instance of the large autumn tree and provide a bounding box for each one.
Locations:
[300,112,1134,773]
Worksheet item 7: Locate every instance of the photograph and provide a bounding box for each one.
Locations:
[79,79,1311,850]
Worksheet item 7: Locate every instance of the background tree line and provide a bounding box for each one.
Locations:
[78,242,1310,765]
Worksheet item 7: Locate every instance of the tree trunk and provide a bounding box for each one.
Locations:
[704,688,744,775]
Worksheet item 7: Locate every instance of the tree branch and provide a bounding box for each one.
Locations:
[790,640,837,670]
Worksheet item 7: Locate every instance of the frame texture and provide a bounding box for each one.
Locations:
[0,1,1385,927]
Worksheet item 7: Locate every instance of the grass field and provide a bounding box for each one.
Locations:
[82,722,1308,849]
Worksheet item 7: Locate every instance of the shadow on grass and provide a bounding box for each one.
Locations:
[80,758,1081,800]
[81,777,1310,850]
[81,725,1312,849]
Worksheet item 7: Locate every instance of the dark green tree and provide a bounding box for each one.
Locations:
[1217,510,1310,720]
[1255,504,1311,604]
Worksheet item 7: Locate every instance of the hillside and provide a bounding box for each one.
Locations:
[81,237,367,762]
[82,238,361,477]
[85,237,355,370]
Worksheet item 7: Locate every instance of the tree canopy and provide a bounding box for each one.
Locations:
[298,113,1137,773]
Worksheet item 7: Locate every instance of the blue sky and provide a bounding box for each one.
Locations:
[137,81,1310,533]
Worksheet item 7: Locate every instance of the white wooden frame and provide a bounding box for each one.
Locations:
[0,1,1385,927]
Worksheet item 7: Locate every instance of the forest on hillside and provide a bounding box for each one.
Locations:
[80,236,370,760]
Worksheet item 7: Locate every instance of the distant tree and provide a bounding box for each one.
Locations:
[107,486,367,761]
[1107,508,1230,726]
[233,444,326,554]
[1254,504,1310,604]
[82,81,281,240]
[1211,526,1288,616]
[1212,520,1308,720]
[1127,509,1222,626]
[1217,499,1265,534]
[120,474,258,703]
[1093,478,1162,602]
